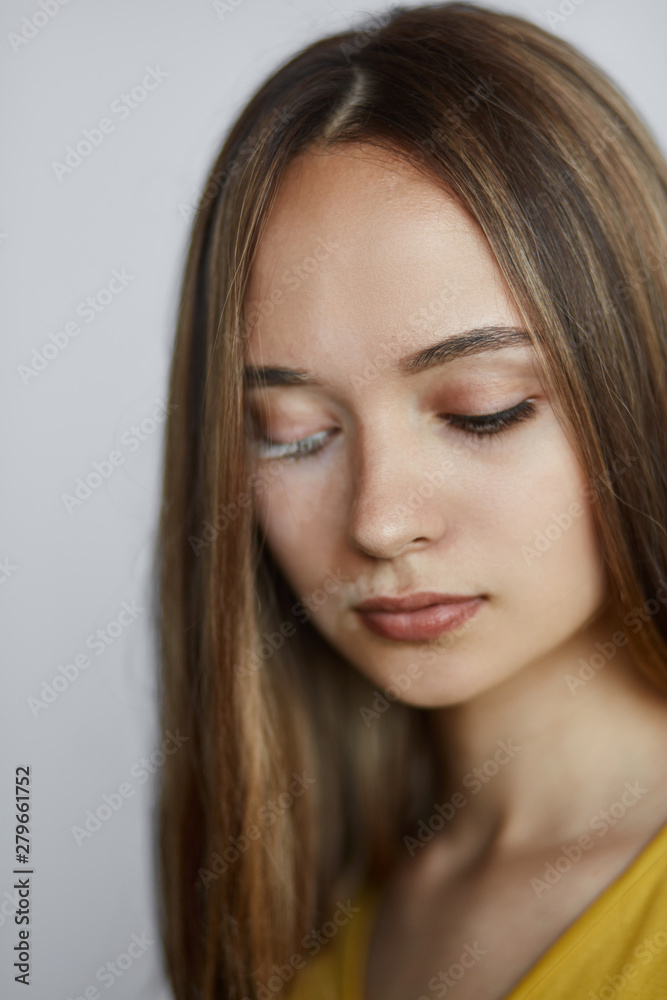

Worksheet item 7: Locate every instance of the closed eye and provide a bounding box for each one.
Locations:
[248,427,334,461]
[247,399,538,461]
[444,398,537,438]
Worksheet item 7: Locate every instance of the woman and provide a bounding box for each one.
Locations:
[153,3,667,998]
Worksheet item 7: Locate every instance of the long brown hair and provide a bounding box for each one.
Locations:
[152,3,667,997]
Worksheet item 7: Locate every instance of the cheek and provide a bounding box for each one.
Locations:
[483,433,607,617]
[252,473,339,592]
[443,414,602,588]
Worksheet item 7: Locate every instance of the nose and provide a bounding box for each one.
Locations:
[346,428,449,560]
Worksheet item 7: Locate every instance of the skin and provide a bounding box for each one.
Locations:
[243,143,667,1000]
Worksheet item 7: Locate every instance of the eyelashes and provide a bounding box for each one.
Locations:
[251,428,332,461]
[445,398,537,437]
[248,398,538,462]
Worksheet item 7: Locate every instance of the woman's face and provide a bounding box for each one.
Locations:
[243,143,609,706]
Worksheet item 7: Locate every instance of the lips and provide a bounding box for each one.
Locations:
[355,591,475,613]
[353,591,484,641]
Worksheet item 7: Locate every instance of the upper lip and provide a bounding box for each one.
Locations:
[354,591,480,613]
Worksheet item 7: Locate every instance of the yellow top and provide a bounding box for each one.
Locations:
[284,819,667,999]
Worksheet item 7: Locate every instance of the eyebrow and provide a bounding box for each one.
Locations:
[243,325,532,388]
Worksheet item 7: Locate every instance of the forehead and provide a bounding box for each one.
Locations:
[244,144,520,369]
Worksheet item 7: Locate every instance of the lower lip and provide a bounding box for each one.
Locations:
[355,598,484,641]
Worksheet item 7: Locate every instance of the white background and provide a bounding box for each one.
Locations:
[1,1,665,998]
